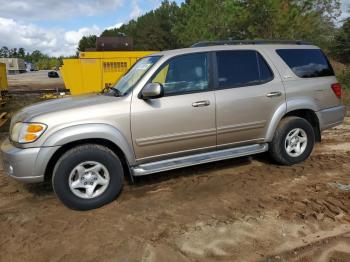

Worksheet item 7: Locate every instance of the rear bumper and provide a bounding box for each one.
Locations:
[316,105,347,131]
[1,138,59,183]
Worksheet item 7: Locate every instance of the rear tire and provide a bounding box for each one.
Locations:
[52,144,124,210]
[269,116,315,165]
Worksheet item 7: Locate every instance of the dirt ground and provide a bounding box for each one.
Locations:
[0,91,350,261]
[7,70,65,91]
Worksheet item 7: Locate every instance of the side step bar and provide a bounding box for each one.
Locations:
[131,143,268,176]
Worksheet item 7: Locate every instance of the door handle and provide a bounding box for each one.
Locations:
[192,100,210,107]
[266,91,282,98]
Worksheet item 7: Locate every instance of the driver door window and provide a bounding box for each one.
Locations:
[151,53,209,96]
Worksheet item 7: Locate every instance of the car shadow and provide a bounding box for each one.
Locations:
[24,181,53,196]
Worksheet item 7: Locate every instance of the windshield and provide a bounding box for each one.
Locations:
[110,56,161,95]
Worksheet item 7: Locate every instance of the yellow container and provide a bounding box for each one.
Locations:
[61,51,156,95]
[0,62,8,92]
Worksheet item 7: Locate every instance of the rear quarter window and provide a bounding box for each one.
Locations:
[276,49,334,78]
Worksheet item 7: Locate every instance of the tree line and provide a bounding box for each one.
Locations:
[78,0,349,62]
[1,1,348,71]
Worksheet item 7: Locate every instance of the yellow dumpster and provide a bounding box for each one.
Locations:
[61,51,156,95]
[0,62,8,93]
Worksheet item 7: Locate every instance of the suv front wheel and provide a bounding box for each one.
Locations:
[52,144,124,210]
[269,116,315,165]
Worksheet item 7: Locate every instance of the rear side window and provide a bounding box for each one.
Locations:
[216,50,273,89]
[276,49,334,78]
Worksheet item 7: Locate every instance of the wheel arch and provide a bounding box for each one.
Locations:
[284,109,321,142]
[266,104,321,142]
[42,123,136,184]
[44,138,134,183]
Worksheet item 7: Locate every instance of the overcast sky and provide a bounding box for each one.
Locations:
[0,0,348,57]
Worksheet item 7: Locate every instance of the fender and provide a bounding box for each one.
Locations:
[42,123,136,165]
[265,97,320,142]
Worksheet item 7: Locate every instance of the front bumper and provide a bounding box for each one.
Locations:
[1,138,59,183]
[316,105,347,131]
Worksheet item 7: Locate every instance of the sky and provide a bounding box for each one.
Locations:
[0,0,348,57]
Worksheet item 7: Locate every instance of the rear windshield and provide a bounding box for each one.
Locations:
[276,49,334,78]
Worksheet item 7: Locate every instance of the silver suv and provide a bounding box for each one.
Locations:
[1,41,346,210]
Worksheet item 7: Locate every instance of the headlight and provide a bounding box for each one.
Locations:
[10,122,47,143]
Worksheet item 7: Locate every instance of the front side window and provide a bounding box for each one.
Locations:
[276,49,334,78]
[151,53,209,96]
[216,50,273,89]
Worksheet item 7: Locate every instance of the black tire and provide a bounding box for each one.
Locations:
[52,144,124,210]
[269,116,315,165]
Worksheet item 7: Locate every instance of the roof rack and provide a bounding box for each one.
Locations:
[191,40,311,47]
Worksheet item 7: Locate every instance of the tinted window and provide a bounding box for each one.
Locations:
[257,53,274,82]
[151,53,208,96]
[276,49,334,78]
[216,50,273,89]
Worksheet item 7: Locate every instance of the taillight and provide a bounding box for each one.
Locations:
[331,83,342,99]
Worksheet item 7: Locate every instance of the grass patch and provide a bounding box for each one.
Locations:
[332,60,350,108]
[343,89,350,112]
[338,70,350,90]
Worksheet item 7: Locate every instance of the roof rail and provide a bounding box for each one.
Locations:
[191,40,311,47]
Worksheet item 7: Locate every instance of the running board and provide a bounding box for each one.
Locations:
[131,143,268,176]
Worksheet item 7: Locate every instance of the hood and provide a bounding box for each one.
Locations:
[11,94,123,126]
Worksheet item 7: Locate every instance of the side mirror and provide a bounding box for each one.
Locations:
[141,83,164,99]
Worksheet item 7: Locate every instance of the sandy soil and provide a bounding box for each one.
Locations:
[0,110,350,262]
[1,63,349,262]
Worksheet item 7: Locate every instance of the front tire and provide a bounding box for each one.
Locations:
[52,144,124,210]
[269,116,315,165]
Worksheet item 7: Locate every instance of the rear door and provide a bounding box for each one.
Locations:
[214,49,285,148]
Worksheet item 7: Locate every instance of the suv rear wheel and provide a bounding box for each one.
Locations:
[52,144,124,210]
[269,116,315,165]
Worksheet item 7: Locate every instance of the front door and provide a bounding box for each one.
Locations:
[214,50,285,148]
[131,52,216,162]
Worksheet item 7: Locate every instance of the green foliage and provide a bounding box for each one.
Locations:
[338,70,350,89]
[0,46,10,57]
[99,0,342,51]
[332,18,350,64]
[0,47,65,70]
[174,0,341,48]
[78,35,97,51]
[173,0,248,46]
[101,0,180,50]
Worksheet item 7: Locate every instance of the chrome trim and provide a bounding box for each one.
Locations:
[131,143,268,176]
[192,100,210,107]
[135,128,217,146]
[266,91,282,97]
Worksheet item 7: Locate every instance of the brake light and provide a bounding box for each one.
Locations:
[331,83,342,99]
